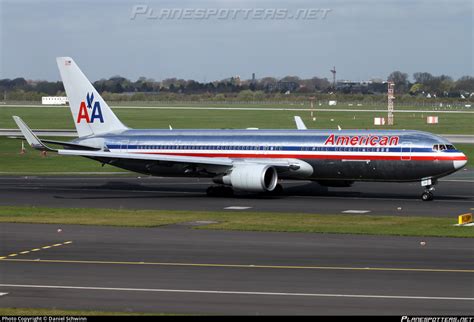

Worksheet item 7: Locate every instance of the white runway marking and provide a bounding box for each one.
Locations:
[0,293,8,297]
[342,210,371,214]
[0,284,472,301]
[224,206,252,210]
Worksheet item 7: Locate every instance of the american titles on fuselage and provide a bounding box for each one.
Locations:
[324,134,399,146]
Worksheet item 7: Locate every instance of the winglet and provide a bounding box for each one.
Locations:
[12,116,56,151]
[294,116,307,130]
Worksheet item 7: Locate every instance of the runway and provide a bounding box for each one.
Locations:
[0,170,473,217]
[0,223,472,315]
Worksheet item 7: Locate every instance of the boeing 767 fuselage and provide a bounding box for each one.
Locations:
[13,57,467,201]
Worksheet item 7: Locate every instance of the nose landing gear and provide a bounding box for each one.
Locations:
[421,188,434,201]
[421,178,436,201]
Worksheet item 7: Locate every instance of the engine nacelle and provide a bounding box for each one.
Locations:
[216,164,278,192]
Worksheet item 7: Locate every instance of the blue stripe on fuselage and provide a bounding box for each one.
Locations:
[105,144,459,154]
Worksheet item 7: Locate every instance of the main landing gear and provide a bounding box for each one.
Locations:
[421,188,434,201]
[421,178,437,201]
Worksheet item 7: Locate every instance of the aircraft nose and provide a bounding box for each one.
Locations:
[453,155,467,170]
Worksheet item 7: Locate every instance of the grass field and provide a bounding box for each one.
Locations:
[109,101,474,112]
[0,105,473,134]
[0,206,472,238]
[6,101,473,111]
[0,137,126,173]
[0,105,472,173]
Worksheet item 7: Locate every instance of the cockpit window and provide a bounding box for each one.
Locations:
[433,144,455,151]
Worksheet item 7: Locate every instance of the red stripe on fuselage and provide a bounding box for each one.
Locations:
[136,152,467,161]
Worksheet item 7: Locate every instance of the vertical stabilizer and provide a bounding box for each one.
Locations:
[56,57,128,137]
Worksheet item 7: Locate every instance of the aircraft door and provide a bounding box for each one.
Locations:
[401,142,412,161]
[120,140,129,153]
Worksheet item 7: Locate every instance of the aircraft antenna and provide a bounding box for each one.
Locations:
[330,66,336,89]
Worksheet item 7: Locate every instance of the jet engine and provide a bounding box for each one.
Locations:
[214,164,278,192]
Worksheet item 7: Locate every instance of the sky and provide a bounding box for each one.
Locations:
[0,0,472,82]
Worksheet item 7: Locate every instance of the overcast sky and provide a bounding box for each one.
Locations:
[0,0,472,82]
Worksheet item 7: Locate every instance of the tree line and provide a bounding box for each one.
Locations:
[387,71,474,97]
[1,72,472,102]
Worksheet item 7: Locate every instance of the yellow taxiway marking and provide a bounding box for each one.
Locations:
[1,258,472,274]
[0,241,73,260]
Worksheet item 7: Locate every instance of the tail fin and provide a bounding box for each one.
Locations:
[56,57,128,137]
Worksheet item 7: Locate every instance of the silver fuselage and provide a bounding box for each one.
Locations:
[73,129,467,183]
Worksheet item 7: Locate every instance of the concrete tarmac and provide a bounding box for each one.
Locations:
[0,170,472,217]
[0,223,472,315]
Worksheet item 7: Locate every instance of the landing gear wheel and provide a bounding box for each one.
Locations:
[421,191,434,201]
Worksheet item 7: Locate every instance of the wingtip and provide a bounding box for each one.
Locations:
[12,115,22,124]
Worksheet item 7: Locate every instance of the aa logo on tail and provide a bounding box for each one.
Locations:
[77,92,104,123]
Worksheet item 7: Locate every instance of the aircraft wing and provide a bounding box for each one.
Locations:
[58,149,298,172]
[58,149,234,167]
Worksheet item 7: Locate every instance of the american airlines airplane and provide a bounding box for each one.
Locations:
[13,57,467,201]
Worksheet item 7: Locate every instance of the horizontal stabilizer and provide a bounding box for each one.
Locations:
[12,116,56,151]
[294,116,307,130]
